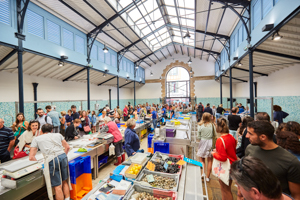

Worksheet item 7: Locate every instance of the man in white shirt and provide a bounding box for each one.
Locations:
[36,108,52,128]
[29,124,70,200]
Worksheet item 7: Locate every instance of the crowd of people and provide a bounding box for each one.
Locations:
[0,100,299,200]
[195,102,300,200]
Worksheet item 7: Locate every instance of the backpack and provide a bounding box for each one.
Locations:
[198,105,203,112]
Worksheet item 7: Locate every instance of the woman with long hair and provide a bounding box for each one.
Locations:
[236,116,254,149]
[212,118,237,200]
[14,120,40,159]
[197,113,216,182]
[79,110,90,136]
[12,113,28,145]
[276,130,300,161]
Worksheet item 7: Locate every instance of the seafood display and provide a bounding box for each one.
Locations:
[141,175,176,190]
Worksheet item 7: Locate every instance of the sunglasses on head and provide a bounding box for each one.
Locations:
[30,120,39,123]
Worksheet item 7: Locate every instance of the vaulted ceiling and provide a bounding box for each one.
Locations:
[31,0,247,68]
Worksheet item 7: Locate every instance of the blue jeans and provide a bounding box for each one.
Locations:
[229,130,237,139]
[153,119,157,129]
[216,113,221,119]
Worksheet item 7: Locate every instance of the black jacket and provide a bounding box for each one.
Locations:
[204,107,213,115]
[65,125,78,141]
[236,128,250,158]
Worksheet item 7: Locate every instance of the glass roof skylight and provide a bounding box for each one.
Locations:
[108,0,196,53]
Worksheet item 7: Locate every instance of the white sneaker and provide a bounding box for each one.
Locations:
[201,173,205,178]
[206,178,210,182]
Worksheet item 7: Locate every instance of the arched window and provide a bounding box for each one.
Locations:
[166,67,190,104]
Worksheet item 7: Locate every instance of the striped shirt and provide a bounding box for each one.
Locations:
[0,126,14,154]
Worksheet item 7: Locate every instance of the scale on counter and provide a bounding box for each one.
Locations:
[97,132,114,143]
[1,161,43,189]
[1,161,42,179]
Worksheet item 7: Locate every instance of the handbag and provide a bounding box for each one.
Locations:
[13,146,28,159]
[212,137,231,186]
[210,123,217,151]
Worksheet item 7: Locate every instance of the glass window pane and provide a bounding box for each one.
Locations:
[142,26,152,35]
[166,6,176,15]
[128,8,142,21]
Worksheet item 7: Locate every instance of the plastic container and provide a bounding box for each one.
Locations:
[98,155,108,168]
[70,174,92,200]
[147,148,154,154]
[154,142,170,154]
[136,170,180,191]
[110,165,126,182]
[130,153,148,165]
[125,163,143,179]
[166,129,176,137]
[136,120,144,124]
[123,184,177,200]
[150,152,184,175]
[69,156,91,184]
[117,124,121,128]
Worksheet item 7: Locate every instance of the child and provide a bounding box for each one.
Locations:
[91,111,97,133]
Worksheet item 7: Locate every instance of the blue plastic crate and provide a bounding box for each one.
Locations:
[178,117,184,119]
[117,124,121,128]
[98,155,108,168]
[136,120,144,124]
[154,142,170,154]
[148,134,154,148]
[69,156,91,184]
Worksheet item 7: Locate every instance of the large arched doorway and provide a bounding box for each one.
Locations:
[166,67,190,105]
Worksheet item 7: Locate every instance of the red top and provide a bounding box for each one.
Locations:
[123,108,128,116]
[213,134,237,164]
[107,121,123,143]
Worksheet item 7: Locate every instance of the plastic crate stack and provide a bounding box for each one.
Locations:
[69,156,92,200]
[147,134,154,153]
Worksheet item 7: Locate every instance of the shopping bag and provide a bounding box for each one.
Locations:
[211,137,231,185]
[13,146,28,159]
[109,143,115,156]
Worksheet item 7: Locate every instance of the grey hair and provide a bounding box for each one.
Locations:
[103,116,112,123]
[126,119,136,128]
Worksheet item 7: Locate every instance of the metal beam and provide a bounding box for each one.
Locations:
[200,0,212,59]
[207,7,226,61]
[117,76,119,106]
[118,25,166,53]
[224,75,247,82]
[195,29,230,40]
[220,76,222,104]
[232,67,268,76]
[87,68,90,110]
[97,76,116,86]
[229,68,233,109]
[173,42,220,55]
[119,81,133,88]
[0,49,17,66]
[89,0,142,34]
[63,68,86,82]
[255,49,300,61]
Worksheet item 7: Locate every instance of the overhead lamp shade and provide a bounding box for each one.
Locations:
[103,45,108,53]
[103,73,106,77]
[159,76,162,80]
[135,65,139,69]
[189,69,192,73]
[150,71,153,76]
[188,57,192,65]
[238,62,243,66]
[183,31,191,39]
[272,32,283,40]
[191,75,193,78]
[58,61,64,67]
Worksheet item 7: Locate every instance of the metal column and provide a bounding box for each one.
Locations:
[254,82,257,113]
[134,81,136,106]
[109,89,112,109]
[229,68,233,109]
[220,76,222,104]
[32,83,38,118]
[249,50,254,118]
[16,0,30,113]
[117,76,119,106]
[87,68,90,110]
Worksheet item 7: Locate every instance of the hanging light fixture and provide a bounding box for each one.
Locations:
[103,44,109,53]
[238,61,243,66]
[159,76,162,80]
[58,61,64,67]
[103,73,106,77]
[183,30,191,39]
[188,57,192,65]
[135,65,139,69]
[272,32,283,40]
[150,71,153,76]
[126,76,129,82]
[191,75,193,78]
[189,69,192,73]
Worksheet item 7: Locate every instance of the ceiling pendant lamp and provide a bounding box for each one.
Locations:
[150,71,153,76]
[103,44,108,53]
[189,69,192,73]
[238,61,243,66]
[58,61,64,67]
[188,57,192,65]
[159,76,162,80]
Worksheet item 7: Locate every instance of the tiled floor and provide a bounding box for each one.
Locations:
[23,135,238,200]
